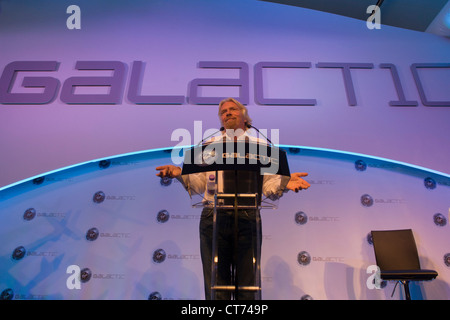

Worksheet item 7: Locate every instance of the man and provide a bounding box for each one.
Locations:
[156,98,310,299]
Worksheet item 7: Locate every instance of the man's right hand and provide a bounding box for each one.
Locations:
[156,165,181,179]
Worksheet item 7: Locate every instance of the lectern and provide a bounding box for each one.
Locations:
[181,140,290,300]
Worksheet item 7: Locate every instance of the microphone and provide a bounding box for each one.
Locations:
[196,127,224,146]
[246,123,273,145]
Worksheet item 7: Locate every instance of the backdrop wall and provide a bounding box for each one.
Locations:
[1,147,449,300]
[0,0,449,300]
[0,0,449,189]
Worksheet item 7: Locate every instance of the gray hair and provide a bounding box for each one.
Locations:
[218,98,252,129]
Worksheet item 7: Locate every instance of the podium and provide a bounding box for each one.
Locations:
[181,140,290,300]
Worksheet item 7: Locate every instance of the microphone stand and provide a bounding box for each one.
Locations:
[246,124,273,146]
[196,127,224,146]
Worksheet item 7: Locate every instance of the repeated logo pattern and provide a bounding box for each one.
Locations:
[0,153,449,300]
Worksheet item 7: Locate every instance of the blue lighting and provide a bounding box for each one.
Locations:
[444,9,450,29]
[1,145,448,192]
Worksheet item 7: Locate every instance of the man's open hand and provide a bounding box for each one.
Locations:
[286,172,310,193]
[156,165,181,179]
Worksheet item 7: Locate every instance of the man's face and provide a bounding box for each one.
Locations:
[219,101,246,130]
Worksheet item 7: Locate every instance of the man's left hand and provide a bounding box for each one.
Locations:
[286,172,310,193]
